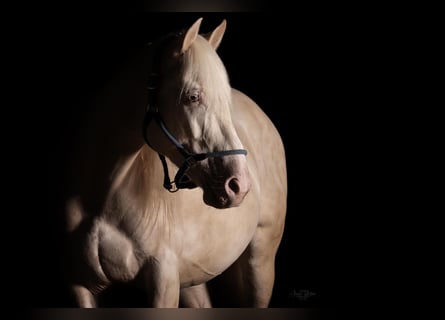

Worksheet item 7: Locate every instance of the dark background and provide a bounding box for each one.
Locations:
[22,4,388,310]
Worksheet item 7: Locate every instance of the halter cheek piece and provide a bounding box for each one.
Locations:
[142,32,247,193]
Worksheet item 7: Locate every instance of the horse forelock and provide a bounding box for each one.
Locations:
[180,36,232,117]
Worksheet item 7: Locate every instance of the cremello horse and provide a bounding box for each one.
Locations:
[63,17,287,307]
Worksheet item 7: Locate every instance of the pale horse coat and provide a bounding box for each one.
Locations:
[63,17,287,307]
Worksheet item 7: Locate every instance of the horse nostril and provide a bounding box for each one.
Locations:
[227,178,240,194]
[219,175,250,207]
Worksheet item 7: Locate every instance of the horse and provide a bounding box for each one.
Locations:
[63,17,287,308]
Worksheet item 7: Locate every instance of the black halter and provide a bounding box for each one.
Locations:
[142,32,247,192]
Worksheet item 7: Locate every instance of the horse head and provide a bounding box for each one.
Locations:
[143,18,251,209]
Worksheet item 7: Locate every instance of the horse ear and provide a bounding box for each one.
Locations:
[203,19,227,50]
[181,17,203,53]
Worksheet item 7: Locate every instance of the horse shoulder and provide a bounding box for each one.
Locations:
[96,220,143,282]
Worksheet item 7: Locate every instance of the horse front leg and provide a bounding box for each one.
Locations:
[244,225,284,308]
[180,283,212,307]
[144,253,180,308]
[245,248,277,307]
[209,227,281,307]
[70,284,97,308]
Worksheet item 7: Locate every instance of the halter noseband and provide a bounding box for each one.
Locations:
[142,32,247,193]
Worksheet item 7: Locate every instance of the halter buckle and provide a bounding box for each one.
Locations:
[184,155,197,168]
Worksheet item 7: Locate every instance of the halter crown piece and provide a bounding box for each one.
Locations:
[142,32,247,193]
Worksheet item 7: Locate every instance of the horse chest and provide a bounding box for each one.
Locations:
[104,187,260,286]
[173,192,260,285]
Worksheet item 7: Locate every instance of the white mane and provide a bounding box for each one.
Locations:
[180,35,232,118]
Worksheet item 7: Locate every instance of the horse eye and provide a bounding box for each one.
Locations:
[188,91,200,103]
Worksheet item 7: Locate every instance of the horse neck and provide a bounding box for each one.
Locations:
[86,50,148,154]
[68,50,150,210]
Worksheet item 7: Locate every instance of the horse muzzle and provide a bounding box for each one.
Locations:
[203,172,251,209]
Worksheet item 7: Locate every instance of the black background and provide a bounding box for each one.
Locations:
[21,3,390,310]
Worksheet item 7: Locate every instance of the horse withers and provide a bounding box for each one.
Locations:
[64,17,287,307]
